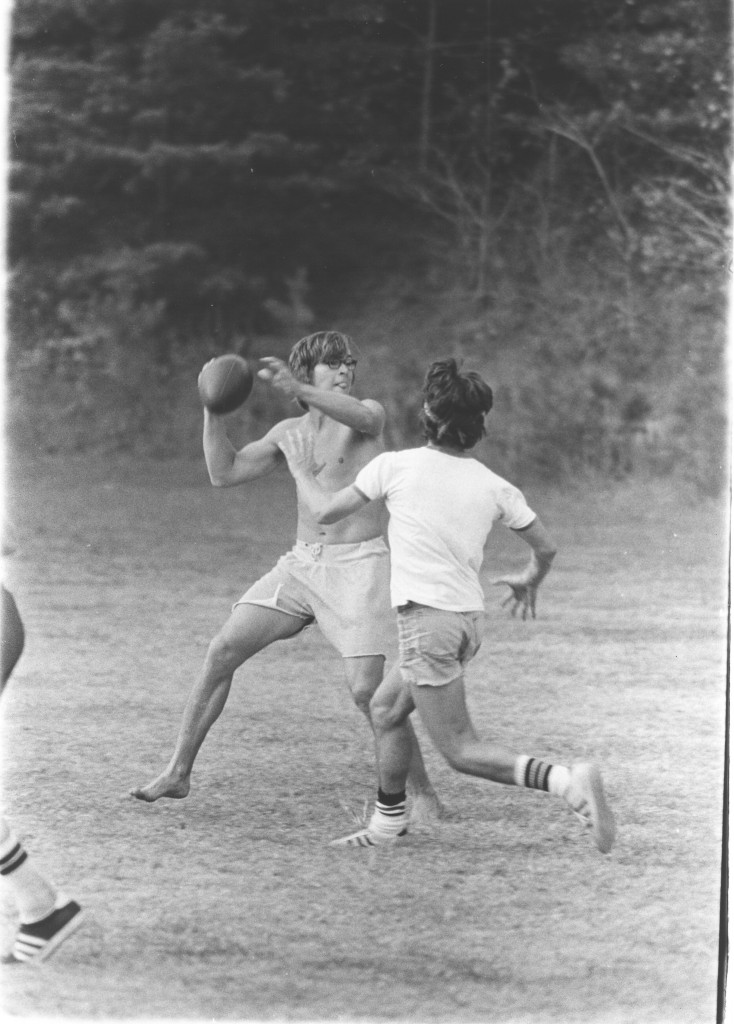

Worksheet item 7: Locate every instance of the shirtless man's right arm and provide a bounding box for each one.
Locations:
[203,409,301,487]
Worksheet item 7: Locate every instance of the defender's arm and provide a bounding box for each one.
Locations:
[277,430,370,522]
[492,517,557,620]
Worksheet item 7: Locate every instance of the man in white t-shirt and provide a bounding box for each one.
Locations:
[279,358,615,855]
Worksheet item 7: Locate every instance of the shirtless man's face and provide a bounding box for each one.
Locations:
[310,356,356,395]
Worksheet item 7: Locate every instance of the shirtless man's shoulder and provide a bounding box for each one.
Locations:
[267,399,384,432]
[261,413,307,446]
[265,401,385,454]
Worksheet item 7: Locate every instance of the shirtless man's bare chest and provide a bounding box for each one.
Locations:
[274,414,387,544]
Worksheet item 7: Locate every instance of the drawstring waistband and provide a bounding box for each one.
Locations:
[294,537,387,564]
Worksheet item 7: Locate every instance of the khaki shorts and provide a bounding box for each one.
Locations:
[397,602,483,686]
[235,537,395,658]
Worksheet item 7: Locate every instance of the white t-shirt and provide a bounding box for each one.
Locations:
[354,447,535,611]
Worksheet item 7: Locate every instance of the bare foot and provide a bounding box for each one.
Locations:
[130,772,190,802]
[409,790,446,825]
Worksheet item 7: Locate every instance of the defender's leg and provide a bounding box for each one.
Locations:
[342,655,443,821]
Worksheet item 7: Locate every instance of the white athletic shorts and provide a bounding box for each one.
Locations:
[235,537,395,658]
[396,602,484,686]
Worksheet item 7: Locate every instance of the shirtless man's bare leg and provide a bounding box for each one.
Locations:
[130,604,305,802]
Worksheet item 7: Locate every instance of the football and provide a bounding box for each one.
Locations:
[198,354,254,415]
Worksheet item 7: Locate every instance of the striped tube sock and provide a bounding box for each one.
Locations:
[0,833,28,876]
[514,756,570,797]
[370,789,408,837]
[0,829,57,924]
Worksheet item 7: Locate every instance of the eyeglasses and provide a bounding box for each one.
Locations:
[323,357,357,371]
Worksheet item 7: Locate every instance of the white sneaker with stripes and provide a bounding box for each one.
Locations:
[563,762,616,854]
[330,802,409,847]
[330,825,408,848]
[2,899,84,964]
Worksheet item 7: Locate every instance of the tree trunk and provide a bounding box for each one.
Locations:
[418,0,437,172]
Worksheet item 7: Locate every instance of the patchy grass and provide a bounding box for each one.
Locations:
[0,455,727,1022]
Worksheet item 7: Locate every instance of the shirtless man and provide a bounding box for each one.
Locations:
[131,331,439,817]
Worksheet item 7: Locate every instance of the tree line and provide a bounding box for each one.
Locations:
[7,0,730,490]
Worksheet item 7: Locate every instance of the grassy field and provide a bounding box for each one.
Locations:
[0,454,728,1023]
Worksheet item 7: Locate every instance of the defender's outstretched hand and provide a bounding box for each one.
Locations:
[278,430,324,479]
[492,574,539,620]
[492,518,556,621]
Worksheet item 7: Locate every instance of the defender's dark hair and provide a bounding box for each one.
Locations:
[420,358,493,451]
[288,331,354,410]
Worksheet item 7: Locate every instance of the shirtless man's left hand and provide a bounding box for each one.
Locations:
[257,356,301,397]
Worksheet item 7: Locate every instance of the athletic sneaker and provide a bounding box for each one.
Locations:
[2,900,84,964]
[330,825,408,848]
[563,762,616,854]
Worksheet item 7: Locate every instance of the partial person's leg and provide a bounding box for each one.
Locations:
[0,817,56,922]
[131,604,306,801]
[0,817,83,963]
[1,586,25,689]
[341,655,442,820]
[0,593,83,961]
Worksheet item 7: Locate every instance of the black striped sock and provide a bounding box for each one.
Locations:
[377,788,406,807]
[523,758,554,792]
[0,841,28,876]
[372,790,407,836]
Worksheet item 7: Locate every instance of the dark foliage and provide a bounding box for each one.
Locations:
[7,0,730,490]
